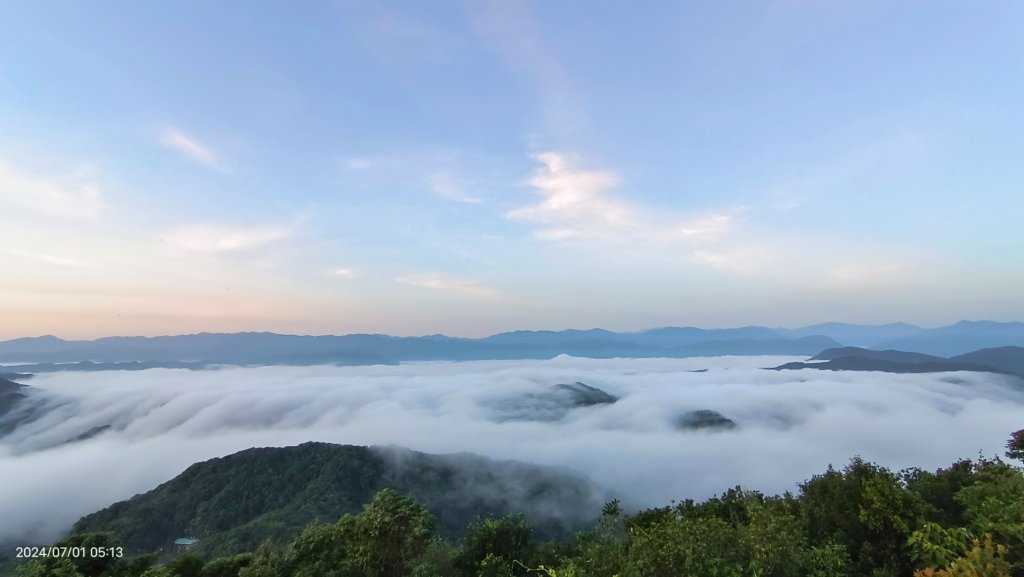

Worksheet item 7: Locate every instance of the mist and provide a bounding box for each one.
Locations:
[2,355,1023,544]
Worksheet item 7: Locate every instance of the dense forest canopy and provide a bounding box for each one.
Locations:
[10,429,1024,577]
[65,443,604,557]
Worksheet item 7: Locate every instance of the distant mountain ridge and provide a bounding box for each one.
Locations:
[1,320,1021,367]
[874,321,1024,356]
[772,345,1024,378]
[778,322,926,346]
[0,330,840,367]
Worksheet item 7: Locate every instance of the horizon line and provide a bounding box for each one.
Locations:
[3,319,1021,343]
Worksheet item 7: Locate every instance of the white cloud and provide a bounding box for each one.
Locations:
[505,153,931,286]
[508,152,737,245]
[428,172,481,203]
[678,214,735,238]
[464,1,585,139]
[342,157,373,172]
[6,249,93,269]
[159,127,221,169]
[396,273,498,298]
[1,358,1020,543]
[691,246,774,275]
[163,222,294,253]
[828,261,910,288]
[0,158,103,219]
[332,268,354,278]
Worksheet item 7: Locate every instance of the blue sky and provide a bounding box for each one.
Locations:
[1,0,1022,338]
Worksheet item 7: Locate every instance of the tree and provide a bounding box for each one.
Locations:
[574,501,628,577]
[201,553,254,577]
[16,558,84,577]
[907,522,973,570]
[625,515,744,577]
[741,499,804,577]
[237,542,289,577]
[351,489,436,577]
[455,515,533,577]
[166,553,205,577]
[15,533,124,577]
[798,542,850,577]
[289,519,359,577]
[903,460,978,527]
[409,539,457,577]
[1006,429,1024,463]
[954,459,1024,572]
[799,458,922,577]
[913,535,1010,577]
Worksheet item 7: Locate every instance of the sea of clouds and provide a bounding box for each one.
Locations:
[2,355,1023,544]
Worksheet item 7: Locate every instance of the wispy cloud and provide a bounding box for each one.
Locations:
[508,152,737,245]
[163,221,295,253]
[6,249,93,268]
[761,130,926,213]
[828,261,911,288]
[691,246,774,275]
[396,273,498,298]
[332,267,354,278]
[159,127,221,169]
[428,172,481,203]
[505,153,926,285]
[342,157,373,172]
[464,0,585,139]
[0,158,103,219]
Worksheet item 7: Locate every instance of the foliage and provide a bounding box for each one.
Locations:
[903,460,978,527]
[18,433,1024,577]
[572,500,627,577]
[236,542,288,577]
[799,457,922,576]
[797,542,850,577]
[914,535,1011,577]
[409,539,457,577]
[349,488,436,577]
[740,498,804,576]
[954,459,1024,572]
[908,522,973,569]
[15,533,155,577]
[70,443,596,559]
[454,515,532,577]
[624,514,745,577]
[200,554,253,577]
[1006,430,1024,463]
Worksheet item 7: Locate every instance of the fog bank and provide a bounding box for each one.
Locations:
[2,355,1022,544]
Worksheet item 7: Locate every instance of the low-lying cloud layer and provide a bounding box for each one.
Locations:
[2,356,1023,544]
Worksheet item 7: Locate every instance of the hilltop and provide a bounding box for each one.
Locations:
[70,443,607,559]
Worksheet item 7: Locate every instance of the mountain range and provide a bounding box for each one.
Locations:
[2,320,1022,368]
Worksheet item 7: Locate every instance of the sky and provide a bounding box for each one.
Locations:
[1,0,1023,339]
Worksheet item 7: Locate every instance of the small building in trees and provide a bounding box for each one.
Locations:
[173,537,199,553]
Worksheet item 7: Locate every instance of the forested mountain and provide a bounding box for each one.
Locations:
[811,347,947,364]
[0,377,26,415]
[69,443,606,558]
[0,377,31,435]
[774,346,1024,378]
[13,431,1024,577]
[952,347,1024,376]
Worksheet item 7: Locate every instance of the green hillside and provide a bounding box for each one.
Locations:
[12,430,1024,577]
[69,443,604,558]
